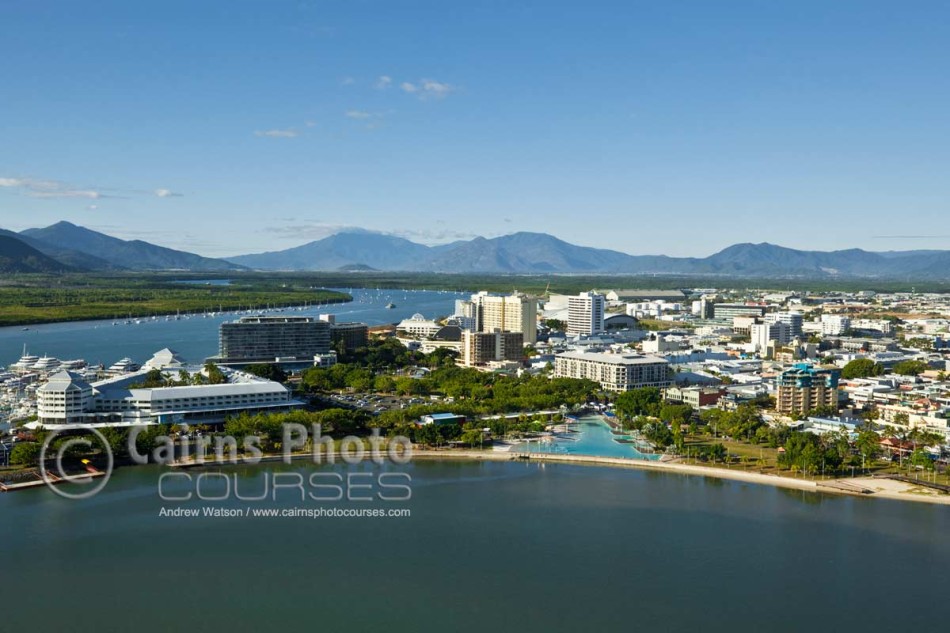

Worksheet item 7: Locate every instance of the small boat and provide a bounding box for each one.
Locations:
[385,303,396,309]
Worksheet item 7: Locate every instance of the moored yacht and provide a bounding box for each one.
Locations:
[107,357,140,375]
[10,353,41,374]
[32,356,63,374]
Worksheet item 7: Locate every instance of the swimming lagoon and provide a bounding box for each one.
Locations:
[520,415,660,460]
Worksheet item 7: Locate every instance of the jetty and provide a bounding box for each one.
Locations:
[0,469,104,492]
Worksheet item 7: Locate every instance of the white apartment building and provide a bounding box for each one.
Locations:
[851,319,893,335]
[554,351,671,392]
[567,292,606,336]
[820,314,851,336]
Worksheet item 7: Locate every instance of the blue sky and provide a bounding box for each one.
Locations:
[1,0,948,257]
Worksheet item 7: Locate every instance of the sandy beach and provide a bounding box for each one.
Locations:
[412,449,950,505]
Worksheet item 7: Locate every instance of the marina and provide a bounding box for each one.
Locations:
[0,288,466,369]
[0,288,467,428]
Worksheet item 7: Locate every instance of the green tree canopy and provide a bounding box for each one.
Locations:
[10,442,41,466]
[243,363,288,383]
[614,387,662,419]
[204,361,227,385]
[892,360,929,376]
[841,358,884,379]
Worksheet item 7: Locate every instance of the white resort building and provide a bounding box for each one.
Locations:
[397,313,443,338]
[554,351,672,392]
[31,350,299,429]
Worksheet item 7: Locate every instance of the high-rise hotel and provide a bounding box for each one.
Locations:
[567,291,606,336]
[213,316,331,364]
[459,292,538,345]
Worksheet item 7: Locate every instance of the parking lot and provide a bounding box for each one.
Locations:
[322,392,455,415]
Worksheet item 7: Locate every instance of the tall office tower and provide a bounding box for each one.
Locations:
[567,291,606,336]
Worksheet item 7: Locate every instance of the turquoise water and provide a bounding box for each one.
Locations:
[521,415,659,460]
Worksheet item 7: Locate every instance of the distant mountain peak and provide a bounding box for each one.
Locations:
[39,219,80,229]
[20,222,244,272]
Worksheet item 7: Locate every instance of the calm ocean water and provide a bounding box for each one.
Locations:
[1,460,948,632]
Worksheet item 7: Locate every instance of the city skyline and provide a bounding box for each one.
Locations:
[3,3,950,630]
[2,0,949,257]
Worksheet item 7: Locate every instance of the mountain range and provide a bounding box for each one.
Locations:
[228,230,950,279]
[1,221,950,279]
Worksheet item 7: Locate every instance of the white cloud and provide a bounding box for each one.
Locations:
[87,204,98,210]
[344,110,374,120]
[341,76,356,86]
[254,128,299,138]
[1,177,108,198]
[375,75,392,90]
[419,79,455,98]
[0,177,61,191]
[29,190,102,199]
[305,120,316,128]
[401,78,456,99]
[1,175,178,201]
